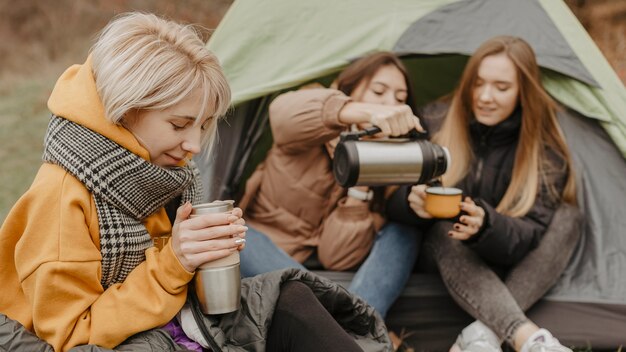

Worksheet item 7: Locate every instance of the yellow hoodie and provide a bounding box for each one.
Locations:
[0,57,194,351]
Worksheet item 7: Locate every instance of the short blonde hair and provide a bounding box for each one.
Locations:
[90,12,231,146]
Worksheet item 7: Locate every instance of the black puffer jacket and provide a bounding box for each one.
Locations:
[388,104,569,266]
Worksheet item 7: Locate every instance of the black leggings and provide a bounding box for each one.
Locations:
[266,281,363,352]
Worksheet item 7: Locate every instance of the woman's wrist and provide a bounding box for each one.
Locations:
[338,101,374,126]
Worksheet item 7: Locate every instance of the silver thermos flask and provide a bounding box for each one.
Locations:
[333,127,451,187]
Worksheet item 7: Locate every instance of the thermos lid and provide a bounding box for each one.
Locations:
[192,200,234,215]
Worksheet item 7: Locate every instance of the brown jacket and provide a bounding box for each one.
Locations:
[240,88,384,270]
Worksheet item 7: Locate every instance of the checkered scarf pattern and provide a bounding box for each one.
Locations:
[42,115,203,289]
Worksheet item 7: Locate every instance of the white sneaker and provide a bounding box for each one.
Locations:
[520,329,572,352]
[452,320,502,352]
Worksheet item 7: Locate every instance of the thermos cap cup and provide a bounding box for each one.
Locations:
[191,200,234,215]
[195,263,241,315]
[190,199,240,315]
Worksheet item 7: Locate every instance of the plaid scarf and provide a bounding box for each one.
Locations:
[42,115,203,289]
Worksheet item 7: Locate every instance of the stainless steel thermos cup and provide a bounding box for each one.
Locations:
[191,200,241,315]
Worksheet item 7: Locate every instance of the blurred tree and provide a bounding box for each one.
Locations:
[0,0,233,80]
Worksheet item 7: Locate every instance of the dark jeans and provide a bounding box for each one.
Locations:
[423,205,581,345]
[267,281,364,352]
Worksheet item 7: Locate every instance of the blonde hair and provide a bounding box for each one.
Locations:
[90,12,231,148]
[434,36,575,217]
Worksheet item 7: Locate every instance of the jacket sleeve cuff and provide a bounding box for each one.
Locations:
[322,93,351,130]
[334,197,372,220]
[152,242,194,292]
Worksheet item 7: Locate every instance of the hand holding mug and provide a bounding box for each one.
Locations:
[171,202,247,272]
[408,184,433,219]
[448,197,485,240]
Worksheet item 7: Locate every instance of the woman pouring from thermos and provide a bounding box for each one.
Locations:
[239,52,425,327]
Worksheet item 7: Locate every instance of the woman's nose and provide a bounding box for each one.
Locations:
[479,86,493,102]
[181,131,202,155]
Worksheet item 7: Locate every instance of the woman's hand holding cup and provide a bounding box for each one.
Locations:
[448,197,485,240]
[408,184,433,219]
[411,186,484,240]
[171,202,247,272]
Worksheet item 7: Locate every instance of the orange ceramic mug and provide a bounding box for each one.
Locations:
[425,186,463,218]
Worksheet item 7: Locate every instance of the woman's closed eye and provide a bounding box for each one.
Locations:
[496,84,511,92]
[170,122,188,131]
[201,117,214,131]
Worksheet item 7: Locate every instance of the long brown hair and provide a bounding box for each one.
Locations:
[336,51,416,113]
[433,36,575,217]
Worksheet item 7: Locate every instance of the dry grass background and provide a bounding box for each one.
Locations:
[567,0,626,81]
[0,0,624,222]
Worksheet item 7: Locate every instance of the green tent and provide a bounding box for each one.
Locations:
[196,0,626,348]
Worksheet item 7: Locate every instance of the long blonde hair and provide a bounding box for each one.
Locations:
[433,36,575,217]
[90,12,231,149]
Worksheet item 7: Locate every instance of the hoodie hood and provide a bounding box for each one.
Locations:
[47,55,149,160]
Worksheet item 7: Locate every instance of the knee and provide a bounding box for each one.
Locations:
[425,224,477,269]
[428,221,454,236]
[275,281,332,324]
[381,222,420,236]
[277,281,317,313]
[424,221,456,252]
[543,204,582,247]
[379,222,421,247]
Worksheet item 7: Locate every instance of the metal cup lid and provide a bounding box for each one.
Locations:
[192,200,234,215]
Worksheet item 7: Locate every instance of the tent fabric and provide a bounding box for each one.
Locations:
[206,0,626,157]
[197,0,626,347]
[549,108,626,304]
[394,0,598,86]
[207,0,459,105]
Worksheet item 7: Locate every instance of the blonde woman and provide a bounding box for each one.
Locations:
[388,36,578,352]
[0,13,389,352]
